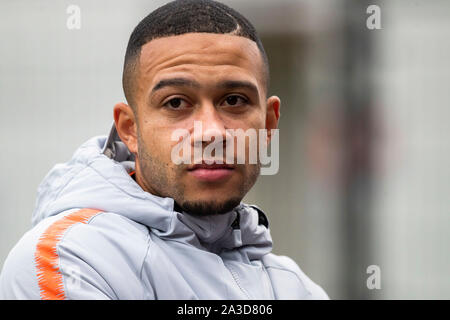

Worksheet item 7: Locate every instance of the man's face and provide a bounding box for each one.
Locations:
[116,33,280,216]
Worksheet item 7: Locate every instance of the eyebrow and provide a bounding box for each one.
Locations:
[151,78,200,93]
[217,80,258,94]
[150,77,259,95]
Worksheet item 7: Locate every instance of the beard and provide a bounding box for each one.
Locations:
[176,197,242,216]
[136,132,261,217]
[174,162,260,216]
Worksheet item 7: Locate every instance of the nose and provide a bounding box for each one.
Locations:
[191,102,227,145]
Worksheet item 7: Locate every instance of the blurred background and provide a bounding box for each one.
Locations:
[0,0,449,299]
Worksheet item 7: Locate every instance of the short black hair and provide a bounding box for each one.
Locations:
[122,0,269,110]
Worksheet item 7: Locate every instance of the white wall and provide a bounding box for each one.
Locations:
[372,0,450,298]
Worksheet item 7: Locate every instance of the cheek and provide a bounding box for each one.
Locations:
[225,110,266,131]
[139,126,180,163]
[246,107,266,128]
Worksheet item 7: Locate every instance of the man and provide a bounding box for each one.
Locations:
[0,0,328,299]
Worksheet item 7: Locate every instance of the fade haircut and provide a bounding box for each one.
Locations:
[122,0,270,111]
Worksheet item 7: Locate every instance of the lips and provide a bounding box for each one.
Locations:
[187,162,233,170]
[187,162,234,182]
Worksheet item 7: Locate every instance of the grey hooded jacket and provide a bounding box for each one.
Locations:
[0,125,329,300]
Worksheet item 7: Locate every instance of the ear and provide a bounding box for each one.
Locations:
[265,95,281,144]
[113,102,138,154]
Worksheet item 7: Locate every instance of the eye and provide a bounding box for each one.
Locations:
[163,97,191,110]
[222,95,248,107]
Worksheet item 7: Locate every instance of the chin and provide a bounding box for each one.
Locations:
[178,197,242,216]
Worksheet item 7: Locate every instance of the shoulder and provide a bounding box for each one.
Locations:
[54,209,150,252]
[0,209,151,299]
[34,209,150,268]
[52,209,150,271]
[262,253,329,300]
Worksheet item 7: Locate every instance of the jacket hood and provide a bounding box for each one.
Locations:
[31,124,272,260]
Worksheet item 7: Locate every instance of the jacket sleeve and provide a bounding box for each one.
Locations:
[283,255,329,300]
[262,253,330,300]
[0,211,154,300]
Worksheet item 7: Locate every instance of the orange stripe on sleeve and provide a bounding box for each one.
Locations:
[34,208,102,300]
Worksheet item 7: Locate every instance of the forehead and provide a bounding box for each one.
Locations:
[138,33,265,90]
